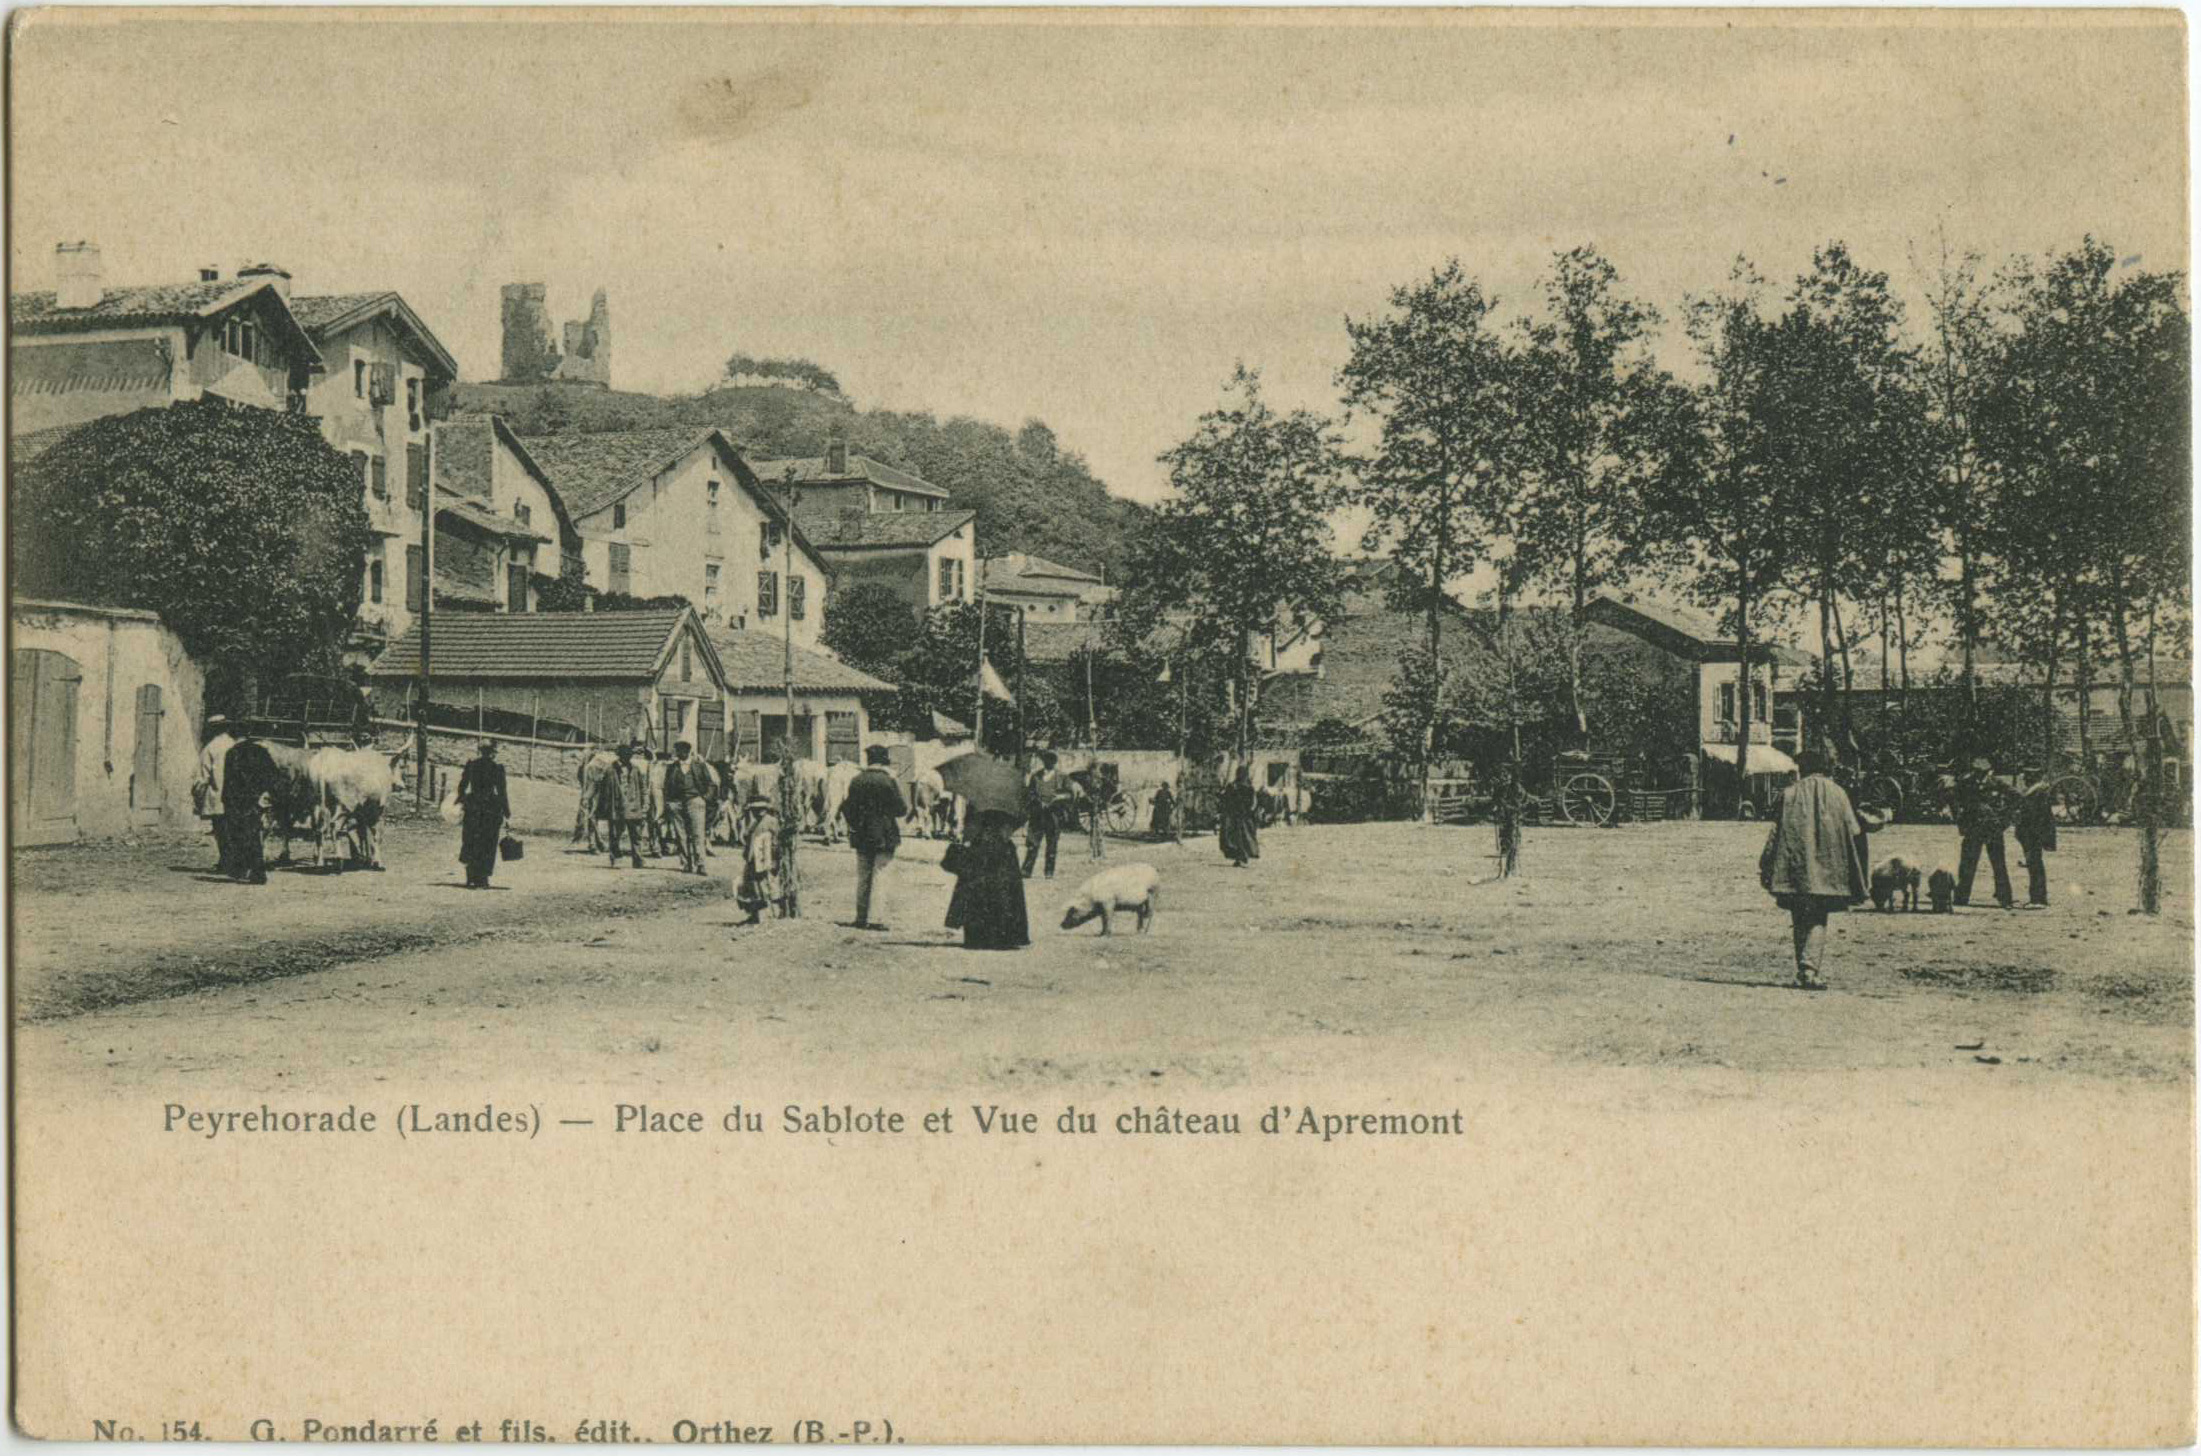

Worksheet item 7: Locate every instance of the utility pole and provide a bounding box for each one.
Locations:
[974,581,989,747]
[1174,648,1188,846]
[1014,605,1027,765]
[777,467,801,918]
[1086,624,1103,860]
[416,425,433,809]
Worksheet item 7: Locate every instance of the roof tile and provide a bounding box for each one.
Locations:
[367,609,691,680]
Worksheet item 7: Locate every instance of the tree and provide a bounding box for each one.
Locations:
[1338,261,1519,810]
[822,581,922,679]
[1117,365,1345,756]
[722,353,844,398]
[1916,237,2006,706]
[892,599,1041,757]
[1378,644,1464,766]
[11,400,373,713]
[1634,261,1797,800]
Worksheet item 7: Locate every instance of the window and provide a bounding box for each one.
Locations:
[680,642,693,683]
[757,569,778,618]
[1754,682,1769,720]
[704,563,721,614]
[706,480,721,532]
[892,493,906,511]
[613,502,626,530]
[608,542,632,595]
[406,546,423,611]
[354,359,366,398]
[926,497,939,512]
[369,559,384,604]
[789,574,806,622]
[406,377,422,433]
[406,444,427,511]
[515,502,532,527]
[938,555,958,602]
[371,456,388,500]
[760,520,781,561]
[507,563,528,614]
[352,451,370,492]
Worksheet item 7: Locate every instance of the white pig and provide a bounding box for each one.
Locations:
[1060,862,1161,936]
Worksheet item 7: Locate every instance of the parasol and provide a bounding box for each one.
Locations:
[936,751,1027,818]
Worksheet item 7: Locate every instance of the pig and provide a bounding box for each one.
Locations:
[1927,866,1958,914]
[1870,856,1922,912]
[1060,862,1161,936]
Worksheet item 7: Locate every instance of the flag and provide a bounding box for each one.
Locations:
[974,659,1013,701]
[1156,660,1172,685]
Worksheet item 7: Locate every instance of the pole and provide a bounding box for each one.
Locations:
[1174,648,1188,845]
[415,426,433,808]
[779,469,801,918]
[974,584,989,747]
[1015,606,1028,766]
[1086,626,1102,859]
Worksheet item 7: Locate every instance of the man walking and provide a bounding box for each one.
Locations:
[663,740,710,875]
[1952,756,2015,910]
[2014,768,2058,908]
[841,745,908,930]
[1022,750,1066,880]
[600,742,649,869]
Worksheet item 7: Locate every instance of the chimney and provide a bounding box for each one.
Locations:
[825,436,848,475]
[55,242,103,310]
[237,261,290,299]
[198,265,221,283]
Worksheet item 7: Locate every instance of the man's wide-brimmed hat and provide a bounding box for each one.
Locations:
[743,788,771,810]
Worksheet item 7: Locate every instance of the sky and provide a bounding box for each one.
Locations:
[9,10,2188,511]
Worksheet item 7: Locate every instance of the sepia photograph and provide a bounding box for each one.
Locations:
[7,7,2193,1444]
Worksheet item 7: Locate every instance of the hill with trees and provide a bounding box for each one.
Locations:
[451,379,1147,580]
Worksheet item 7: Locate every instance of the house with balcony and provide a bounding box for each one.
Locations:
[524,428,833,648]
[9,244,323,434]
[1580,594,1813,778]
[289,284,461,659]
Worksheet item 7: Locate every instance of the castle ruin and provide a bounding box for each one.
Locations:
[500,283,611,387]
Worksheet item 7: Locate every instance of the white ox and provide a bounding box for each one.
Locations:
[904,766,949,839]
[309,746,403,869]
[819,761,862,844]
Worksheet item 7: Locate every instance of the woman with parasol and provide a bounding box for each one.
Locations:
[937,753,1032,950]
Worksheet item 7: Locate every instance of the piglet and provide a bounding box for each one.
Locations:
[1927,866,1958,914]
[1061,862,1161,936]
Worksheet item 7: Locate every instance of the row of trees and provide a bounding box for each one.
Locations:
[1111,238,2187,901]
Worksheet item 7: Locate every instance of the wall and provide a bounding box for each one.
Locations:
[11,604,207,843]
[724,689,869,762]
[825,548,930,614]
[992,587,1079,622]
[371,679,655,747]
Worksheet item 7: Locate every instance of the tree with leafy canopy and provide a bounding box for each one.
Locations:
[1116,365,1345,756]
[1633,260,1798,804]
[822,581,924,681]
[11,399,373,715]
[891,599,1053,757]
[1338,261,1519,811]
[722,353,844,398]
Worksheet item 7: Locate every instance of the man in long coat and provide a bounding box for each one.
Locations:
[1218,764,1261,867]
[456,739,510,889]
[2013,769,2058,908]
[1758,750,1868,990]
[597,743,649,869]
[219,738,273,886]
[196,717,237,874]
[840,745,908,930]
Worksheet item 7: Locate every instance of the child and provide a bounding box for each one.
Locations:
[734,790,782,926]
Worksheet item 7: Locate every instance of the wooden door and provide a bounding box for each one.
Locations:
[131,682,166,822]
[12,650,82,845]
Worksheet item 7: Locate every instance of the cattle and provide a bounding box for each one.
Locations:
[309,745,403,869]
[575,750,619,850]
[256,742,325,864]
[819,761,861,845]
[905,767,947,840]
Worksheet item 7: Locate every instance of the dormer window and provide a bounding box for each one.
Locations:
[707,480,721,532]
[515,502,532,527]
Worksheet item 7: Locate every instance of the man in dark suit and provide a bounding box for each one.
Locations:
[456,739,510,888]
[1952,756,2014,910]
[841,746,908,930]
[2013,768,2058,908]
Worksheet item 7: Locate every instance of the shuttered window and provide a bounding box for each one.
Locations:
[371,455,388,500]
[608,542,632,595]
[758,569,778,619]
[406,443,427,511]
[789,575,806,622]
[406,546,424,611]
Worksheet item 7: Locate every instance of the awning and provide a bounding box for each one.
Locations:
[1701,742,1798,775]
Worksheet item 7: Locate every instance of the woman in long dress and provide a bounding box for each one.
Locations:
[946,809,1030,950]
[456,739,510,889]
[1217,765,1260,867]
[1758,749,1869,990]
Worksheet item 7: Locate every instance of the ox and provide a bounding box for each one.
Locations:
[904,766,948,840]
[309,745,403,869]
[819,761,861,845]
[254,742,326,865]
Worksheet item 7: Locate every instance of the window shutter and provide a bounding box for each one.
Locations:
[789,575,805,621]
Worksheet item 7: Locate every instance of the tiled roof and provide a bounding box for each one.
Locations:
[706,625,896,694]
[1021,621,1108,664]
[1585,593,1814,667]
[748,452,949,498]
[435,488,552,542]
[524,428,716,520]
[13,280,245,329]
[10,337,176,400]
[289,291,459,379]
[8,422,87,467]
[793,502,975,549]
[435,419,496,501]
[367,608,697,681]
[981,552,1104,593]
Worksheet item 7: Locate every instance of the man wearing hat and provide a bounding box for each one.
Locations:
[840,745,908,930]
[734,788,782,925]
[663,740,711,875]
[1022,750,1067,880]
[599,743,649,869]
[1952,756,2015,910]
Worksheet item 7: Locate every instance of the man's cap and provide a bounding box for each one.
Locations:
[675,740,693,754]
[1971,756,1993,772]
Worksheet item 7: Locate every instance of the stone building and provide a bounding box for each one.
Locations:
[499,282,610,387]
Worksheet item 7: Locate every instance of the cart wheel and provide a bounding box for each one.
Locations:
[2047,773,2100,825]
[1559,772,1617,827]
[1861,774,1905,819]
[1105,792,1137,835]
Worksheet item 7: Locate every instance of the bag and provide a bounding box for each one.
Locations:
[500,835,524,862]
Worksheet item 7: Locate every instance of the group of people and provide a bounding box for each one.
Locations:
[587,738,716,875]
[1760,751,2061,990]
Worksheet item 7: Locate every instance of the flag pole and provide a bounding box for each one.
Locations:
[974,580,989,747]
[778,467,801,919]
[1087,620,1102,860]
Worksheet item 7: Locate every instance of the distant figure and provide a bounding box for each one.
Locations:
[1758,748,1869,991]
[456,738,510,889]
[734,790,783,925]
[841,745,907,930]
[2013,769,2058,908]
[1149,781,1177,841]
[1218,764,1260,868]
[663,740,710,875]
[1022,751,1066,879]
[196,716,237,874]
[1952,756,2015,910]
[599,743,649,869]
[948,810,1031,950]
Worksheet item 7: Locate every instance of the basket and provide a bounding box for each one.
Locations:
[499,835,524,862]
